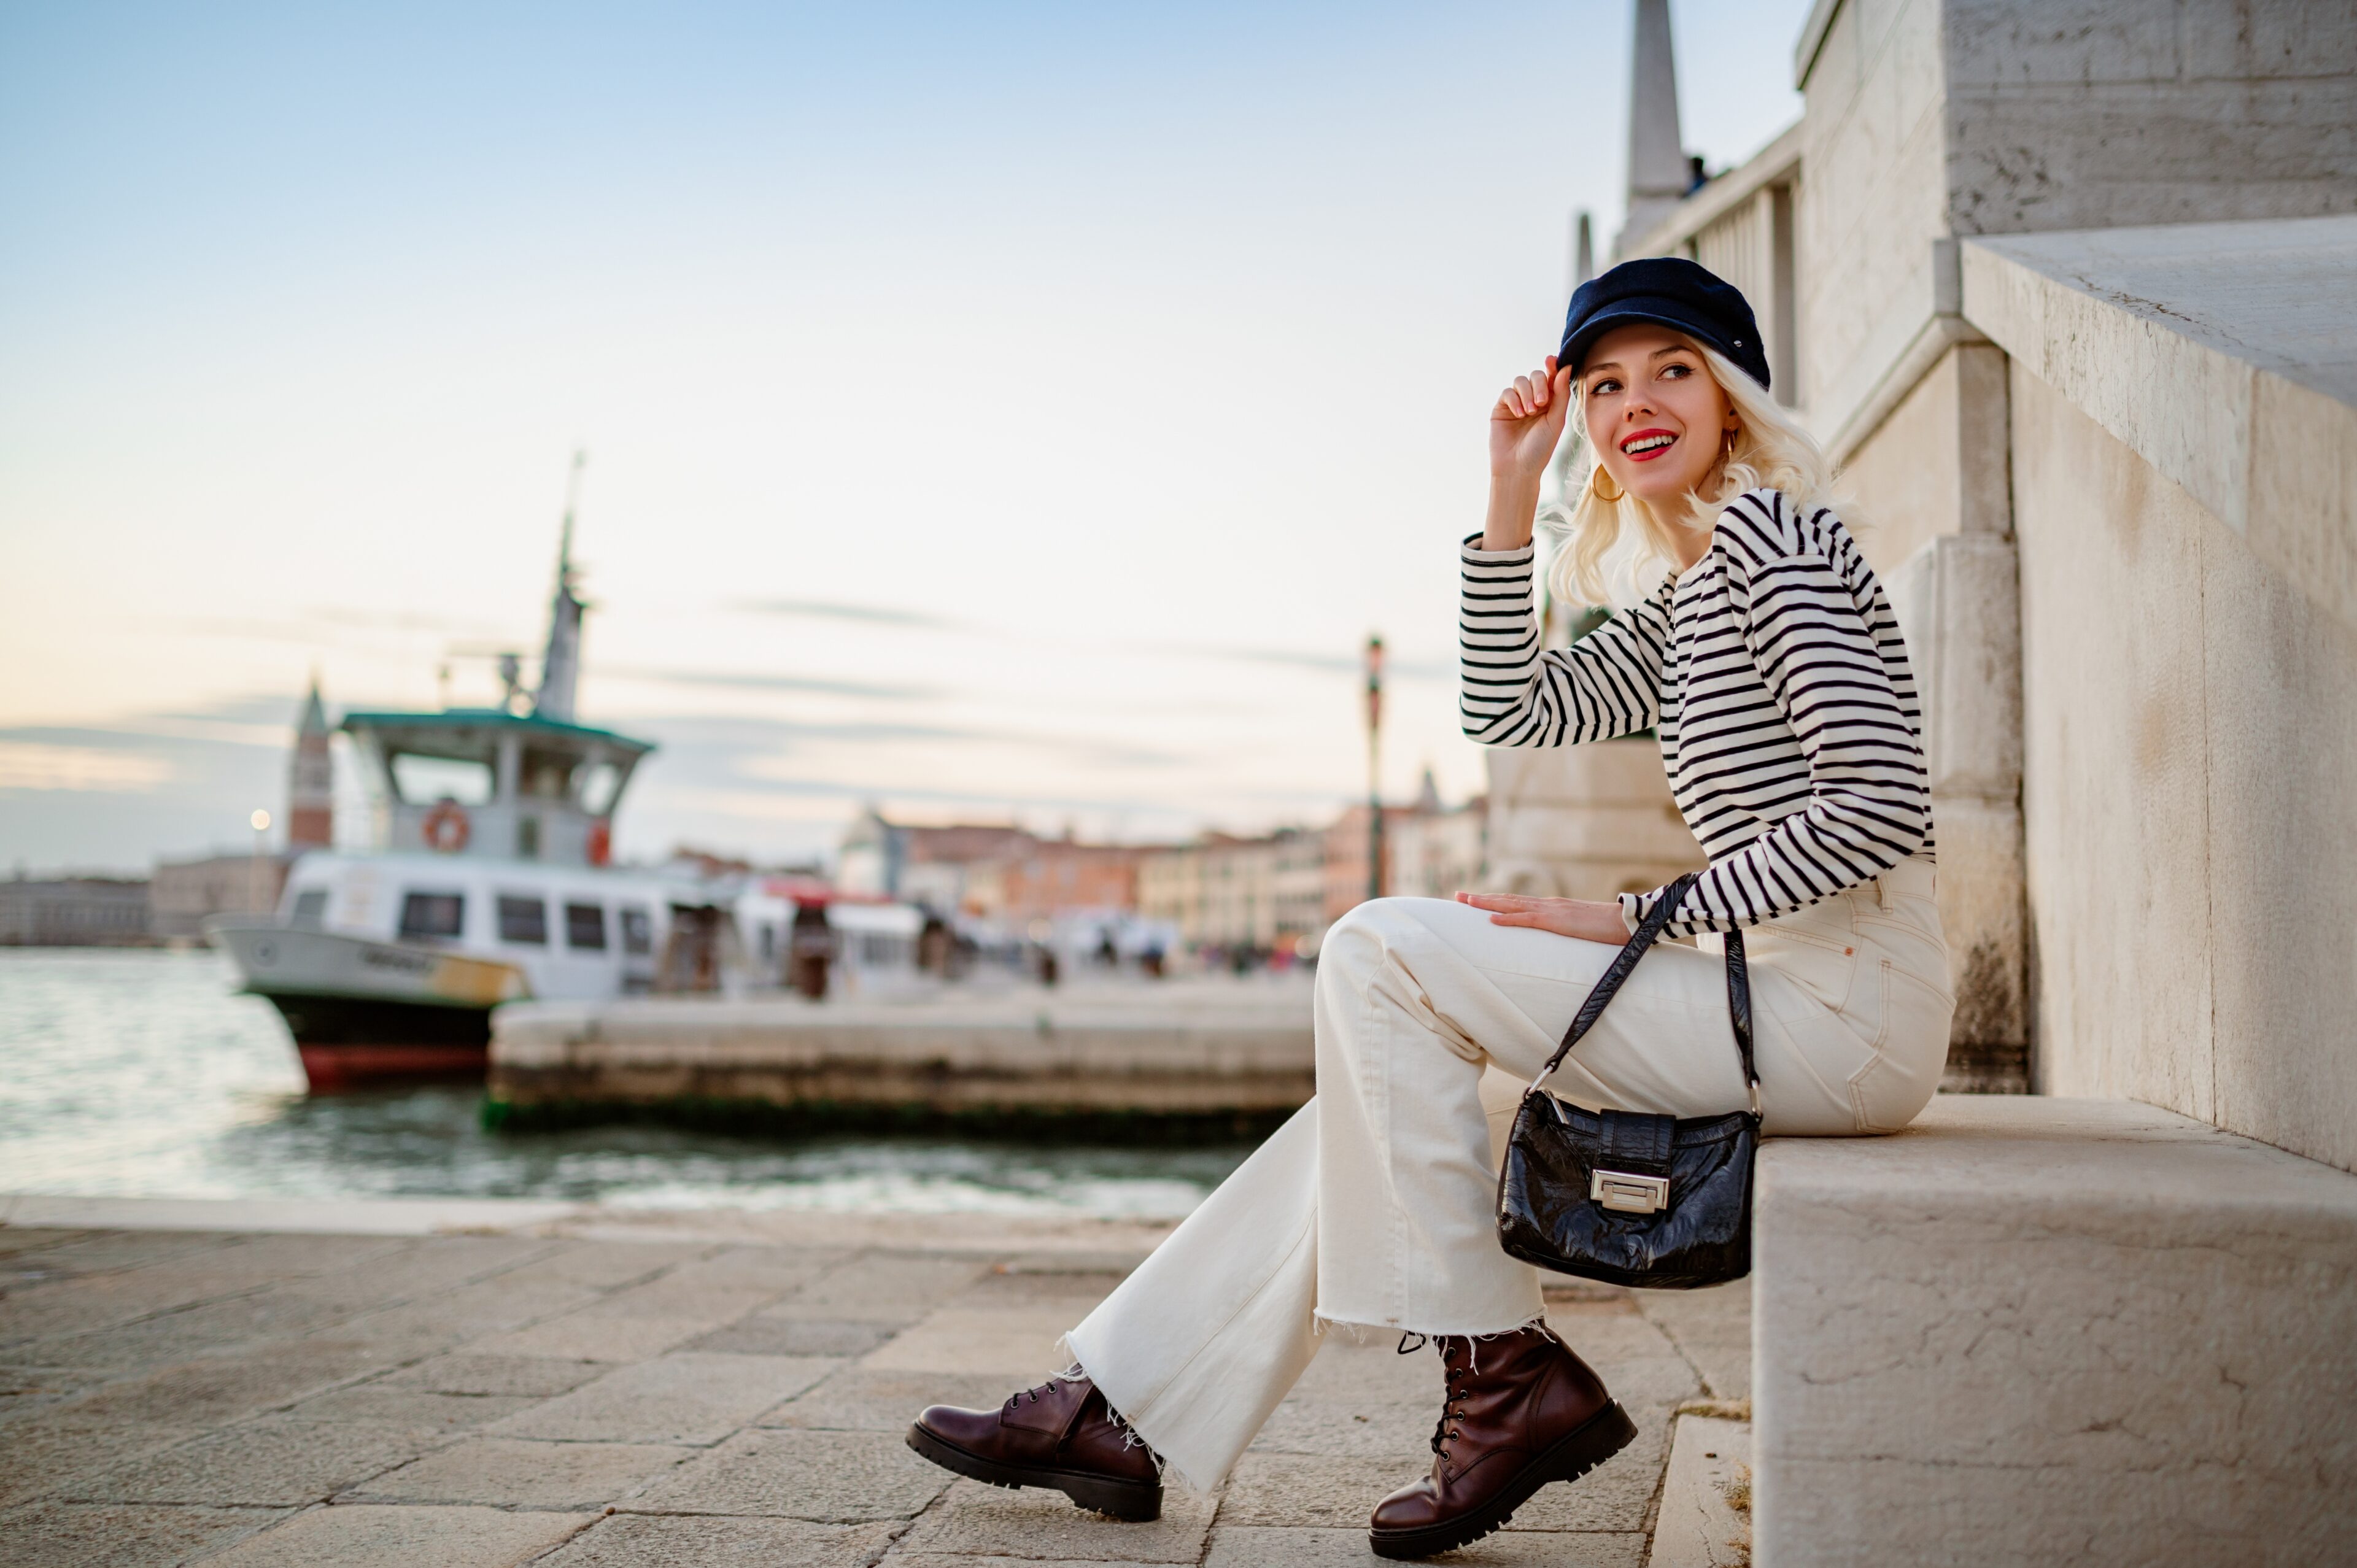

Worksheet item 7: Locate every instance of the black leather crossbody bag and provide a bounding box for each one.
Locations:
[1495,871,1760,1289]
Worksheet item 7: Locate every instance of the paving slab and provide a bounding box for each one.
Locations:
[860,1305,1088,1378]
[0,1365,110,1420]
[381,1351,610,1398]
[23,1289,358,1370]
[349,1435,695,1508]
[767,1253,994,1326]
[654,1246,849,1295]
[1202,1524,1648,1566]
[759,1367,1016,1433]
[280,1382,539,1432]
[46,1342,397,1427]
[538,1512,905,1566]
[487,1240,714,1291]
[628,1426,953,1521]
[198,1502,595,1566]
[466,1308,726,1362]
[269,1235,559,1310]
[488,1351,838,1444]
[0,1499,291,1567]
[0,1211,1737,1564]
[64,1416,441,1507]
[1216,1453,1425,1531]
[1644,1414,1751,1568]
[886,1547,1169,1556]
[327,1276,607,1346]
[686,1316,897,1358]
[1627,1283,1751,1404]
[0,1418,208,1507]
[892,1477,1217,1564]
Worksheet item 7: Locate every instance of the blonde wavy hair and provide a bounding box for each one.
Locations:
[1542,338,1853,608]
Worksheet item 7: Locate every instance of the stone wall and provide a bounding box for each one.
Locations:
[1481,741,1703,903]
[1835,342,2028,1089]
[2009,366,2357,1173]
[1943,0,2357,234]
[1794,0,1953,441]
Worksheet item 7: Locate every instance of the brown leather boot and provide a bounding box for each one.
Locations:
[1367,1323,1636,1559]
[907,1375,1162,1521]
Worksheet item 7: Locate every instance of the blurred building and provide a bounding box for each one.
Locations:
[838,809,1150,923]
[1138,828,1324,952]
[148,854,285,940]
[1320,803,1432,927]
[836,808,1033,912]
[979,835,1145,925]
[1385,778,1489,902]
[147,678,333,940]
[0,876,153,946]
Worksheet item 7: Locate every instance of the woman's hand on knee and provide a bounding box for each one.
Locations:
[1455,892,1630,944]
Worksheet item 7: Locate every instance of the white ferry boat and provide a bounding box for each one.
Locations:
[211,481,716,1091]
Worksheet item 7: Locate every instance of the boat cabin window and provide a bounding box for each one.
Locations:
[619,905,652,956]
[398,891,465,940]
[291,889,329,927]
[516,816,540,860]
[521,749,577,801]
[389,754,494,806]
[498,895,549,945]
[581,761,624,814]
[566,902,607,951]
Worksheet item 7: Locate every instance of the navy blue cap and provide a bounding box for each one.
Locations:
[1555,257,1770,394]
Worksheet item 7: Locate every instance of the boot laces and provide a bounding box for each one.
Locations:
[1005,1375,1073,1410]
[1427,1346,1474,1470]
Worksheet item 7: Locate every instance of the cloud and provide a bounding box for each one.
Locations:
[0,742,174,792]
[733,598,961,629]
[624,713,1182,773]
[597,666,938,701]
[1145,643,1452,681]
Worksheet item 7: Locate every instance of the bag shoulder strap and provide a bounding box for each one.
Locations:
[1528,871,1761,1116]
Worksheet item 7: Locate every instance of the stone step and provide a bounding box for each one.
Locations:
[1754,1094,2357,1567]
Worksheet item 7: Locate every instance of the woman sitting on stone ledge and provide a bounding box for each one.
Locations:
[904,257,1953,1560]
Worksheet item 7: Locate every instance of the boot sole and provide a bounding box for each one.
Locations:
[906,1421,1163,1521]
[1366,1399,1639,1561]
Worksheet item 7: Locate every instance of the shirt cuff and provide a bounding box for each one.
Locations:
[1461,531,1535,566]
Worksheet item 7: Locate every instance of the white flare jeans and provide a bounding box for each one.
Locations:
[1062,854,1952,1493]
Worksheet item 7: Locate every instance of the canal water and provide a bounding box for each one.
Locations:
[0,950,1252,1219]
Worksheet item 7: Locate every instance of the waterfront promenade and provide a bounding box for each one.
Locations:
[0,1196,1749,1566]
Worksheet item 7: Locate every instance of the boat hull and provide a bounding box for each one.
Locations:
[260,992,494,1091]
[208,917,528,1094]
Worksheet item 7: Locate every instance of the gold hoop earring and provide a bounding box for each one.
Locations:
[1587,464,1624,503]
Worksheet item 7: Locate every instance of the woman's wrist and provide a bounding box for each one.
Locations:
[1480,470,1544,552]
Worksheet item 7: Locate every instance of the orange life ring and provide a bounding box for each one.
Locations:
[586,817,611,867]
[422,799,471,853]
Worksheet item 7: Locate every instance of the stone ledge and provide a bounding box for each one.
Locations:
[1754,1094,2357,1568]
[1960,215,2357,633]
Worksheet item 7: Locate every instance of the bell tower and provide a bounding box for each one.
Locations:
[287,673,334,851]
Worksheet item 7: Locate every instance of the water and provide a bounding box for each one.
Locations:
[0,950,1251,1219]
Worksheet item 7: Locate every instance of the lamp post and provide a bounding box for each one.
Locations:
[247,809,272,914]
[1364,635,1384,904]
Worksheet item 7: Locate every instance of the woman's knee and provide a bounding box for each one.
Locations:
[1316,897,1446,979]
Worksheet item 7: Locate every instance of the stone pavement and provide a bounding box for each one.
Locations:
[0,1202,1749,1566]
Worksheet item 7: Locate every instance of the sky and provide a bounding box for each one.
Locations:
[1,0,1807,874]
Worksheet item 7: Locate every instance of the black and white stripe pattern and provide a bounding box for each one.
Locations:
[1460,487,1933,937]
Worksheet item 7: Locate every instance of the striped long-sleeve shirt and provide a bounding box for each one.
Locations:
[1460,487,1933,937]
